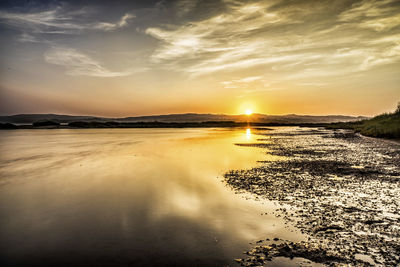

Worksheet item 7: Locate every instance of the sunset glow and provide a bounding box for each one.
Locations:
[245,109,253,116]
[0,1,399,267]
[0,0,399,117]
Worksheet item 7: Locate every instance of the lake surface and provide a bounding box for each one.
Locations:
[0,128,304,267]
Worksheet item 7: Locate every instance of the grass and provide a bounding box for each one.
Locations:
[326,104,400,139]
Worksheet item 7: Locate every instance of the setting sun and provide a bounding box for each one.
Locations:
[245,109,253,115]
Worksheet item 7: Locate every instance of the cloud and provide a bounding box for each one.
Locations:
[18,33,41,43]
[360,14,400,31]
[221,76,263,87]
[94,13,135,31]
[236,76,262,83]
[0,7,134,35]
[339,0,400,32]
[144,0,400,78]
[175,0,199,17]
[145,1,285,62]
[338,0,394,22]
[44,47,133,77]
[221,75,268,91]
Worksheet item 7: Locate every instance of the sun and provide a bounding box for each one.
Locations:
[245,109,253,115]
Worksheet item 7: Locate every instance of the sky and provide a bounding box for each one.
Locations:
[0,0,399,117]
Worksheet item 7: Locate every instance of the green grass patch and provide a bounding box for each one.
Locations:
[326,105,400,139]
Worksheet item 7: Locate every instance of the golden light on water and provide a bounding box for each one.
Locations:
[246,128,251,140]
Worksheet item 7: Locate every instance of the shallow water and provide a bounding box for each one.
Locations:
[0,128,304,267]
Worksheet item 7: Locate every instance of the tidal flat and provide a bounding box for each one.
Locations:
[225,127,400,266]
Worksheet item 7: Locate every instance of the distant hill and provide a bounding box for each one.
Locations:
[0,113,367,125]
[0,114,101,124]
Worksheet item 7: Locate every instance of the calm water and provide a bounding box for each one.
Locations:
[0,128,304,266]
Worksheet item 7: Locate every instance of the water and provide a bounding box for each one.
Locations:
[0,128,303,267]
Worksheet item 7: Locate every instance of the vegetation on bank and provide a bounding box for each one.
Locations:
[32,120,60,127]
[0,123,18,129]
[67,120,241,128]
[326,104,400,139]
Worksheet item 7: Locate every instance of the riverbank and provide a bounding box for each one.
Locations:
[325,108,400,139]
[224,127,400,266]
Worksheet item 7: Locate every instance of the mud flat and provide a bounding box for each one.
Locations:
[224,127,400,266]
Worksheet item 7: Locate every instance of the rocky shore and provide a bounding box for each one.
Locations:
[224,127,400,266]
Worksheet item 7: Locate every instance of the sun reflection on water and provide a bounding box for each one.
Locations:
[246,128,251,140]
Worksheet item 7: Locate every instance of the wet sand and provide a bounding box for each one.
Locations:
[224,127,400,266]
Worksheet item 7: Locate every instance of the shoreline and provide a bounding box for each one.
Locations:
[224,127,400,266]
[2,122,399,143]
